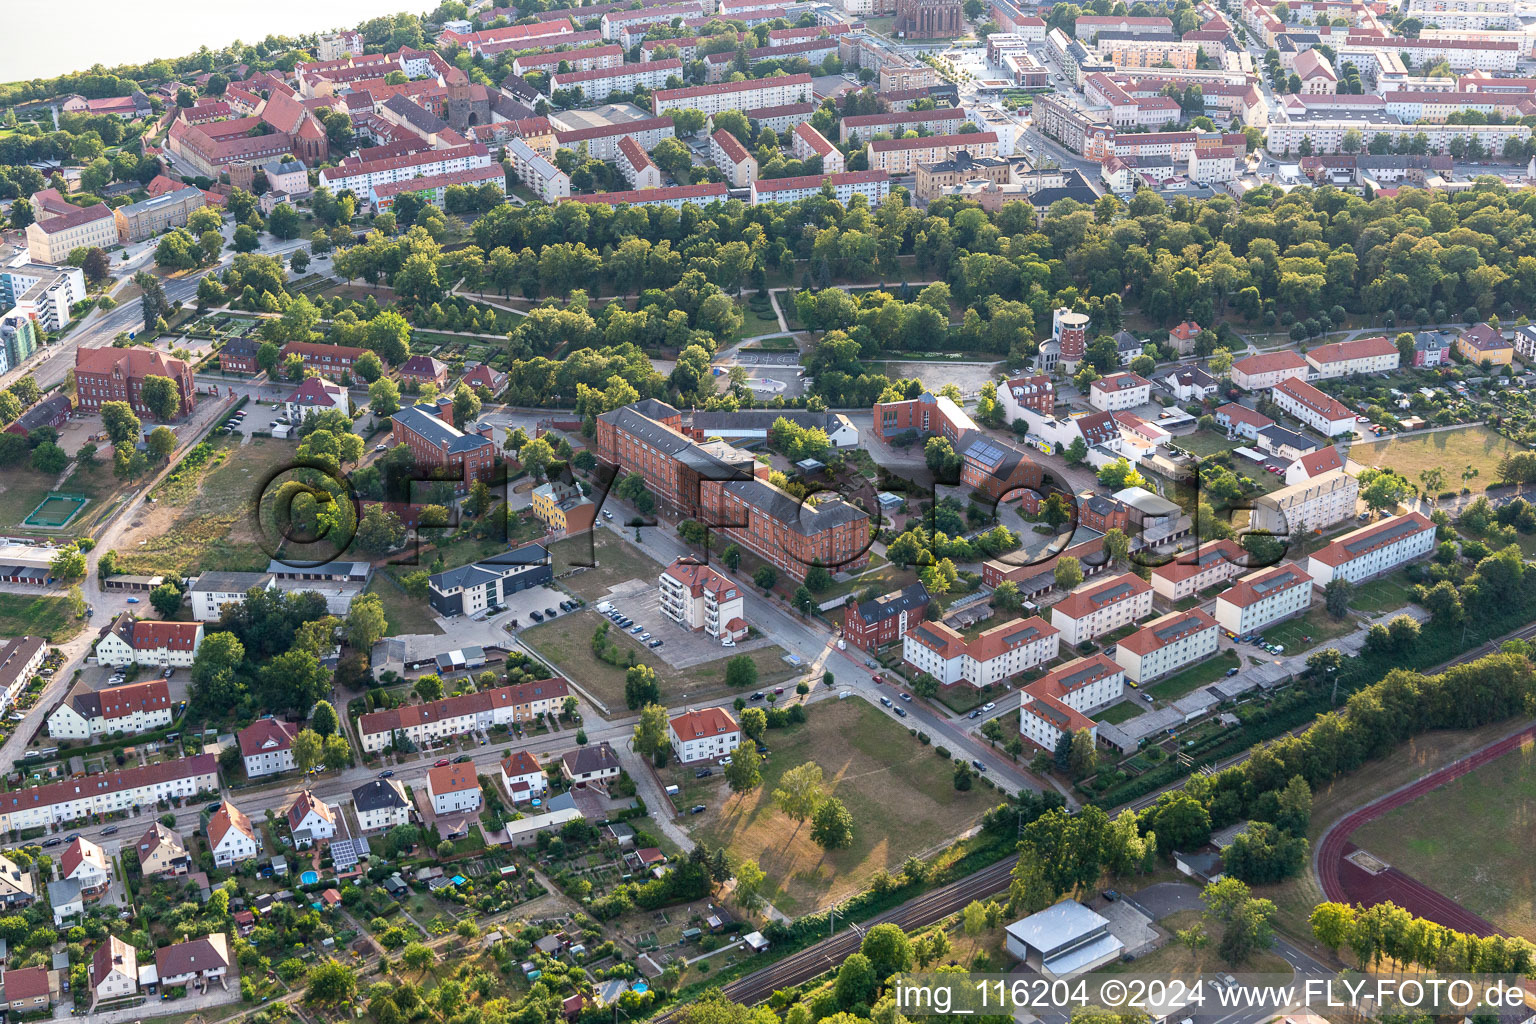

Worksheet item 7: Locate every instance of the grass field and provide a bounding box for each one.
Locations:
[690,699,997,915]
[1347,424,1518,495]
[1144,649,1240,702]
[548,531,660,601]
[1104,909,1293,977]
[1347,572,1416,615]
[1259,606,1356,653]
[1178,430,1245,459]
[0,461,129,540]
[1095,700,1145,725]
[520,608,796,712]
[0,593,83,643]
[365,577,442,637]
[1349,738,1536,939]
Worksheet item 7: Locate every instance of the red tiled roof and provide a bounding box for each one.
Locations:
[1218,563,1310,608]
[1232,350,1307,375]
[1051,572,1151,619]
[61,836,107,879]
[1274,376,1352,422]
[869,131,998,153]
[128,620,200,652]
[502,750,542,777]
[92,936,136,989]
[1215,402,1273,428]
[75,347,190,383]
[1118,608,1218,656]
[554,114,674,142]
[0,754,215,817]
[753,170,889,193]
[155,934,230,978]
[287,791,335,831]
[1307,335,1397,365]
[5,965,49,1000]
[712,128,751,163]
[1294,445,1344,478]
[654,72,812,104]
[359,679,569,736]
[567,182,729,205]
[669,706,739,740]
[100,679,171,721]
[428,762,478,794]
[34,202,113,233]
[1150,539,1244,584]
[208,801,255,848]
[1310,512,1435,568]
[237,718,299,758]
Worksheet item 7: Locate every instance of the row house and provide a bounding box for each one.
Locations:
[94,615,203,668]
[750,170,890,205]
[842,583,930,652]
[1148,539,1248,602]
[45,680,173,740]
[1113,608,1220,684]
[868,132,998,175]
[0,637,46,713]
[1305,512,1437,585]
[1214,562,1314,635]
[1251,468,1360,537]
[1019,654,1124,751]
[903,616,1060,688]
[567,182,729,209]
[1050,572,1154,646]
[659,558,748,641]
[1305,335,1400,378]
[357,678,571,753]
[238,718,300,778]
[652,73,812,116]
[838,106,966,143]
[1271,377,1356,437]
[0,755,218,832]
[668,707,742,763]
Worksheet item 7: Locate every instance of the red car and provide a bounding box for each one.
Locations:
[773,687,784,695]
[434,758,451,767]
[872,674,883,684]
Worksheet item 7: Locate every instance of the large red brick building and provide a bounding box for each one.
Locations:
[843,582,930,651]
[390,398,496,491]
[75,347,195,419]
[872,390,1043,500]
[280,341,367,379]
[596,400,871,581]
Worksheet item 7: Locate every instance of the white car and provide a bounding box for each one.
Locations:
[982,702,996,712]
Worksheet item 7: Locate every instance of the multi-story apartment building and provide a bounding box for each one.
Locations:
[353,778,412,832]
[600,2,708,39]
[1251,468,1360,537]
[1231,351,1309,392]
[75,347,195,419]
[428,763,482,815]
[868,132,999,175]
[1148,539,1248,602]
[903,615,1060,688]
[0,755,218,832]
[617,135,663,189]
[530,480,596,534]
[1306,512,1437,585]
[428,545,552,617]
[1214,563,1314,635]
[568,182,729,209]
[1114,608,1220,685]
[1344,33,1518,72]
[1095,32,1199,69]
[0,636,46,714]
[838,107,966,142]
[94,615,203,668]
[552,114,675,162]
[25,205,118,264]
[1000,373,1056,419]
[280,340,366,379]
[652,74,813,116]
[1018,653,1124,751]
[113,186,205,244]
[550,59,682,97]
[1088,372,1152,411]
[512,44,625,76]
[318,144,493,203]
[699,478,871,581]
[358,678,571,752]
[390,400,497,491]
[371,164,508,214]
[843,583,929,651]
[1272,377,1356,437]
[751,170,890,205]
[209,801,259,866]
[1305,335,1400,378]
[711,129,758,184]
[45,680,173,740]
[1265,118,1527,156]
[659,558,748,641]
[0,261,86,332]
[668,707,742,763]
[237,718,300,778]
[1050,573,1154,646]
[1285,444,1344,486]
[506,137,571,203]
[790,122,843,172]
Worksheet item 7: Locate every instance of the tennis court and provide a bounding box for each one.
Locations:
[22,492,89,528]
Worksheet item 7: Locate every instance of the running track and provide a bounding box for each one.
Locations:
[1315,723,1536,937]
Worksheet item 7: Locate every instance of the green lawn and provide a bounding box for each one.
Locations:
[687,699,997,914]
[1176,430,1244,459]
[1258,606,1355,652]
[1347,424,1519,496]
[365,578,443,636]
[1094,700,1145,725]
[0,593,84,643]
[1143,648,1240,702]
[1349,742,1536,939]
[547,531,660,601]
[1347,572,1416,615]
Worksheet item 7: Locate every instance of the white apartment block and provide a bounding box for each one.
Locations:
[1050,573,1155,646]
[1114,608,1220,685]
[352,778,412,832]
[1088,372,1152,411]
[357,679,569,753]
[511,45,625,76]
[318,145,494,201]
[94,616,203,668]
[601,2,708,40]
[549,59,682,97]
[237,718,299,778]
[1305,335,1401,378]
[46,680,174,740]
[903,616,1061,687]
[1251,468,1359,537]
[0,262,86,331]
[652,74,813,117]
[1306,512,1437,585]
[1271,377,1356,436]
[711,129,758,185]
[790,122,844,172]
[869,132,999,175]
[427,763,482,815]
[1018,654,1124,751]
[553,115,675,162]
[1214,563,1314,635]
[0,754,218,832]
[750,170,891,205]
[568,182,729,208]
[507,137,572,203]
[618,135,663,189]
[187,571,277,622]
[1265,118,1527,155]
[668,707,743,763]
[1230,351,1309,391]
[659,559,748,640]
[1149,539,1248,602]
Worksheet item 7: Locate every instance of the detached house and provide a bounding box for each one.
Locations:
[427,762,482,815]
[60,837,111,897]
[4,966,50,1013]
[500,751,547,803]
[92,935,138,1002]
[135,822,190,877]
[283,377,349,422]
[560,742,621,787]
[352,778,411,832]
[155,934,230,986]
[208,801,259,867]
[0,853,35,906]
[94,615,203,668]
[286,791,338,846]
[668,707,742,763]
[398,354,448,388]
[237,718,300,778]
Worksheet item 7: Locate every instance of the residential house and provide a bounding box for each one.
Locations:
[93,615,203,668]
[1167,320,1202,355]
[1162,366,1217,402]
[1305,335,1400,378]
[903,615,1060,688]
[1414,331,1449,368]
[560,742,621,786]
[1088,372,1152,411]
[1148,539,1247,602]
[134,822,190,877]
[462,364,506,394]
[4,966,50,1012]
[60,837,110,897]
[398,355,449,388]
[237,719,300,778]
[0,755,218,832]
[286,791,338,845]
[283,377,349,422]
[529,480,596,535]
[0,854,34,906]
[352,778,412,832]
[842,583,929,652]
[91,935,138,1002]
[1214,403,1273,440]
[1456,322,1513,366]
[1018,654,1124,751]
[0,636,46,713]
[500,751,547,803]
[46,679,173,740]
[1113,608,1220,685]
[1049,573,1154,646]
[219,336,262,374]
[357,677,569,753]
[1000,373,1056,419]
[1271,377,1356,437]
[48,879,83,925]
[668,707,742,763]
[208,801,259,867]
[658,558,747,641]
[1305,512,1437,584]
[1285,445,1344,486]
[155,934,230,986]
[187,571,277,622]
[1251,468,1360,537]
[1214,563,1313,635]
[1256,424,1319,463]
[427,763,482,815]
[1230,351,1307,391]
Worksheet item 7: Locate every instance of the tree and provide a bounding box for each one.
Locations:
[452,382,482,426]
[49,545,86,581]
[146,425,176,461]
[860,923,913,979]
[724,745,762,795]
[633,702,670,766]
[324,733,351,771]
[149,581,184,618]
[1323,578,1353,618]
[1054,556,1084,592]
[733,859,766,914]
[773,762,825,828]
[1144,791,1211,855]
[624,664,660,709]
[346,592,388,652]
[1068,728,1097,777]
[1309,902,1356,953]
[725,653,758,689]
[355,504,405,554]
[368,377,401,418]
[834,953,877,1010]
[291,729,324,773]
[753,565,778,591]
[139,375,181,421]
[100,401,140,444]
[1358,467,1413,517]
[1202,878,1277,967]
[267,202,301,240]
[305,961,358,1007]
[30,441,67,474]
[414,674,443,701]
[810,797,855,851]
[311,700,340,738]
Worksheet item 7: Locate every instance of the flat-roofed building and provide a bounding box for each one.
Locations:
[1306,512,1437,585]
[1113,608,1219,684]
[1215,563,1313,635]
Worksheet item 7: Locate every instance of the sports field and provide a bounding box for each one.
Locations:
[1347,424,1518,495]
[22,492,88,528]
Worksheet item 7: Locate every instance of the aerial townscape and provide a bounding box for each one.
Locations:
[3,0,1536,1023]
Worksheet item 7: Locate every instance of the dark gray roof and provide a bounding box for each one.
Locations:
[599,405,750,477]
[70,690,102,720]
[189,571,273,594]
[222,336,260,358]
[716,479,869,536]
[561,741,619,775]
[1031,185,1099,207]
[11,394,72,433]
[1256,424,1318,452]
[855,582,930,623]
[431,543,550,591]
[352,779,408,812]
[392,403,493,454]
[690,409,845,433]
[383,94,449,136]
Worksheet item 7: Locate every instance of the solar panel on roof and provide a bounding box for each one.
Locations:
[1152,615,1207,642]
[1250,570,1299,595]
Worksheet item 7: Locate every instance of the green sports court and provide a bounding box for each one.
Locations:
[21,492,89,528]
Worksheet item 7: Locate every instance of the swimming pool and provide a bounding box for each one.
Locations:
[632,981,649,994]
[300,870,319,885]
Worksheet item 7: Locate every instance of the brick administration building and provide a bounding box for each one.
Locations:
[75,347,195,419]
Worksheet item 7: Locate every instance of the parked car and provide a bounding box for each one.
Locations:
[42,837,61,847]
[434,758,451,767]
[969,710,983,719]
[871,674,883,684]
[694,768,713,778]
[378,770,395,779]
[894,707,907,717]
[750,691,765,700]
[971,760,987,772]
[879,696,893,707]
[1225,667,1240,677]
[690,804,707,814]
[899,692,911,701]
[603,510,614,519]
[453,754,472,763]
[545,608,557,618]
[374,444,387,452]
[101,825,119,836]
[649,639,664,648]
[639,632,652,641]
[529,610,544,622]
[982,702,996,712]
[127,597,140,604]
[773,687,784,695]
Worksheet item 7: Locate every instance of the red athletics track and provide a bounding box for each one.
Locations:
[1315,723,1536,937]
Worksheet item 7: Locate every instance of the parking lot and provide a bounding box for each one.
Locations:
[497,581,571,632]
[590,578,772,670]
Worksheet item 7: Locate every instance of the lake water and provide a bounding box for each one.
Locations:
[10,0,417,82]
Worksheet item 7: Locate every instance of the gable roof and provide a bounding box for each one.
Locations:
[1232,350,1307,376]
[1293,445,1344,478]
[155,934,230,978]
[352,778,409,812]
[92,935,137,989]
[851,582,930,624]
[287,791,336,831]
[61,836,108,879]
[428,762,478,795]
[669,706,739,740]
[208,801,255,849]
[237,718,299,758]
[501,750,542,778]
[1051,572,1151,619]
